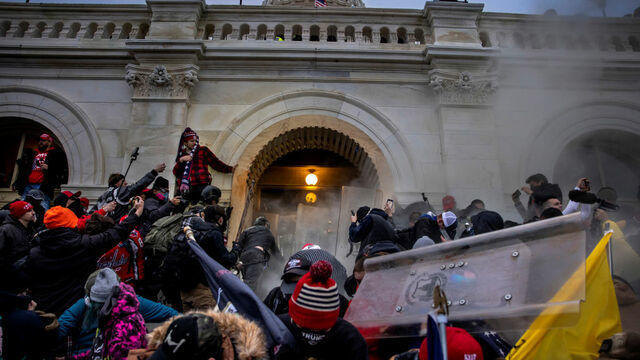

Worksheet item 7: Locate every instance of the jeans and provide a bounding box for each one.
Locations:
[21,183,50,210]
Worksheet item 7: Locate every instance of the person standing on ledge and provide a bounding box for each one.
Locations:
[173,127,234,204]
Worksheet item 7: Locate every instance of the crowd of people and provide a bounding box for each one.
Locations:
[1,127,638,360]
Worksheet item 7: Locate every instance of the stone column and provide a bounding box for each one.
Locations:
[121,0,206,189]
[424,1,506,211]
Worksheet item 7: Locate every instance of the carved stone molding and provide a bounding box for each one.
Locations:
[125,64,199,101]
[428,71,497,105]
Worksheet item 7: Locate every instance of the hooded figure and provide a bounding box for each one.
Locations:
[471,210,504,235]
[137,310,267,360]
[173,127,234,204]
[349,208,400,259]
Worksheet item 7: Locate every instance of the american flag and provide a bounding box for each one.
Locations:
[315,0,327,7]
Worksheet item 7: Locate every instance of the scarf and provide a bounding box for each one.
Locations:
[180,143,197,189]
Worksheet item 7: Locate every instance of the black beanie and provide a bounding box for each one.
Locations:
[153,176,169,190]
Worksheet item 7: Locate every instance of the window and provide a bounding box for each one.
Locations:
[239,24,250,40]
[292,25,302,41]
[380,27,389,43]
[344,26,354,42]
[221,24,232,40]
[414,28,425,45]
[66,23,80,38]
[362,26,372,43]
[203,24,215,40]
[119,23,132,40]
[310,25,320,42]
[397,27,407,44]
[275,24,285,41]
[84,22,98,39]
[102,22,115,39]
[135,23,149,39]
[32,22,46,38]
[48,22,63,38]
[257,24,267,40]
[327,25,337,42]
[479,31,491,47]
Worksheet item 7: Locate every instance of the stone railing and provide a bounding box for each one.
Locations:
[0,19,150,40]
[478,13,640,52]
[0,3,150,41]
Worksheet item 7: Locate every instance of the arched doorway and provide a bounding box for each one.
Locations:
[554,129,640,212]
[0,117,69,203]
[241,127,382,267]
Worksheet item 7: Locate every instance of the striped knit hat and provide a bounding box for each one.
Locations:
[288,260,340,331]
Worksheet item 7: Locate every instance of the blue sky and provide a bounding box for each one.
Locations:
[4,0,639,16]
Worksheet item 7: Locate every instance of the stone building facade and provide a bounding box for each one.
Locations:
[1,0,639,244]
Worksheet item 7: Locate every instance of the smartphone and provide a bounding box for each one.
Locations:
[350,210,355,216]
[512,189,521,198]
[583,179,591,191]
[386,199,394,209]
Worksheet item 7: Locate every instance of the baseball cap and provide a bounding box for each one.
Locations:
[40,133,52,141]
[150,313,223,360]
[419,326,483,360]
[10,201,33,219]
[280,257,311,295]
[62,190,82,198]
[25,189,45,201]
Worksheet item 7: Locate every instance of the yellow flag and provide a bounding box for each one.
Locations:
[506,233,622,360]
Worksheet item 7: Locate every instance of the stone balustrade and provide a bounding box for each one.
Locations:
[0,3,638,53]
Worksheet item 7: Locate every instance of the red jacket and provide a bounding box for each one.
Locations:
[172,145,232,187]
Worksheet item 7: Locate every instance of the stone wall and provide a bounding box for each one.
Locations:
[0,0,639,227]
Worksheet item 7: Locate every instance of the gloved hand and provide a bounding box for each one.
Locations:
[179,183,189,193]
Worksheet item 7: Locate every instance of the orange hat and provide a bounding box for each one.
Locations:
[44,206,79,229]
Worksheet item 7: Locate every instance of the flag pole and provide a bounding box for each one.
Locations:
[433,285,449,360]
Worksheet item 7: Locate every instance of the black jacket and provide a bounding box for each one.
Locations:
[94,170,158,220]
[143,194,167,214]
[24,214,139,316]
[349,209,399,259]
[0,216,33,292]
[164,219,238,292]
[12,147,67,198]
[276,314,368,360]
[237,225,278,256]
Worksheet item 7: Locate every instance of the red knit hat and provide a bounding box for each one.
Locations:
[40,133,52,141]
[10,201,33,219]
[79,197,90,209]
[44,206,79,229]
[288,260,340,331]
[442,195,456,211]
[418,326,483,360]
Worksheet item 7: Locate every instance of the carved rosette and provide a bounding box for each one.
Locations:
[125,64,199,100]
[428,71,498,105]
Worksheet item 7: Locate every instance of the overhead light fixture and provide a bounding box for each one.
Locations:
[306,192,317,204]
[305,169,318,186]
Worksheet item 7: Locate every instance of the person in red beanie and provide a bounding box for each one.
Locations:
[24,197,145,316]
[275,260,368,360]
[0,201,36,292]
[173,127,234,204]
[12,133,67,210]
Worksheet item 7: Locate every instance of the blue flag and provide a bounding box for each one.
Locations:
[427,313,445,360]
[187,241,296,354]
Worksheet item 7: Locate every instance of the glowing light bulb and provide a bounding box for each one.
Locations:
[305,171,318,186]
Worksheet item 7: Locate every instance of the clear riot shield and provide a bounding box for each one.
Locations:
[344,213,587,338]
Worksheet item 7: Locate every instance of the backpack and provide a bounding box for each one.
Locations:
[160,232,200,292]
[144,212,195,257]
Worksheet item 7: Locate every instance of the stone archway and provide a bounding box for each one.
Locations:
[218,89,418,241]
[523,100,640,182]
[0,85,104,185]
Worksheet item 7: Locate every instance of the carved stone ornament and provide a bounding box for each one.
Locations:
[125,64,200,100]
[428,71,498,105]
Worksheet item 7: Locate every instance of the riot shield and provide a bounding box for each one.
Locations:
[344,213,587,338]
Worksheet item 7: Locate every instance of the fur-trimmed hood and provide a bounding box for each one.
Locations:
[147,310,267,360]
